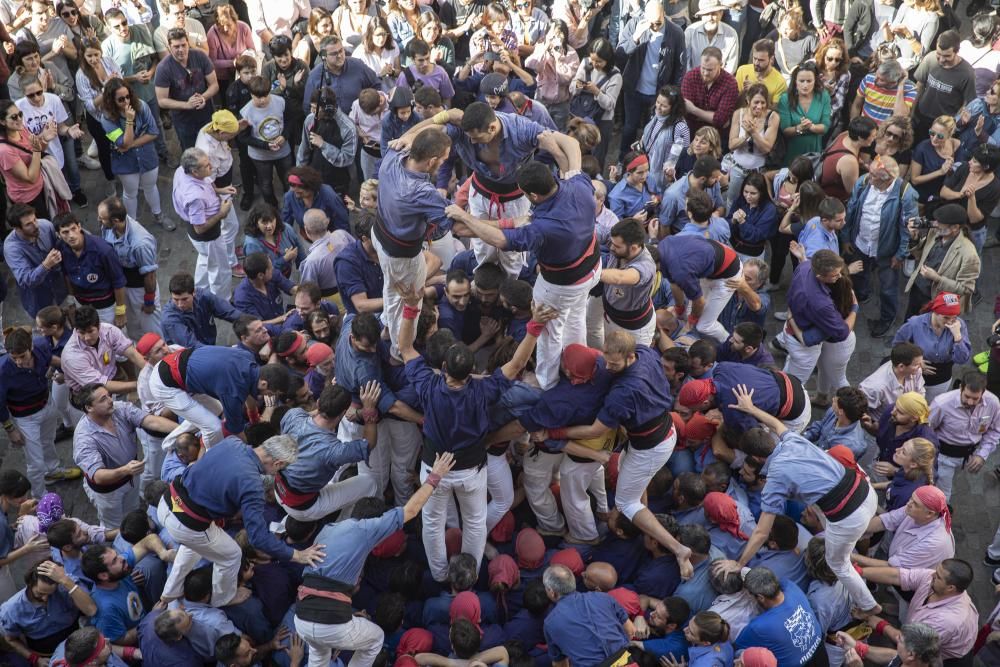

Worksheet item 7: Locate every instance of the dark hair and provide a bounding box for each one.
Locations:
[355,210,376,240]
[168,272,196,295]
[317,384,352,419]
[214,633,244,665]
[686,190,714,223]
[818,196,845,222]
[970,12,1000,48]
[80,544,113,581]
[246,203,280,238]
[939,558,973,592]
[46,519,77,550]
[972,143,1000,173]
[847,116,877,142]
[740,171,772,207]
[768,514,799,550]
[661,346,690,375]
[517,160,557,197]
[234,314,262,340]
[374,592,406,634]
[688,339,717,367]
[119,509,151,544]
[259,364,291,395]
[788,155,815,185]
[739,427,776,457]
[741,83,770,111]
[414,85,443,108]
[787,61,820,110]
[352,496,387,519]
[244,252,271,281]
[184,565,214,602]
[702,461,732,490]
[6,203,37,228]
[426,329,456,369]
[305,310,335,343]
[284,517,318,543]
[753,38,775,57]
[450,619,481,658]
[691,155,721,179]
[288,165,323,192]
[245,421,278,446]
[100,197,128,224]
[248,75,270,98]
[733,322,764,349]
[676,524,711,555]
[676,472,707,506]
[834,386,868,422]
[65,628,103,664]
[166,27,188,43]
[662,596,692,626]
[53,212,81,232]
[389,560,425,599]
[804,537,838,584]
[351,312,382,347]
[937,29,961,51]
[407,38,430,59]
[448,553,479,591]
[654,85,685,129]
[410,127,451,162]
[100,78,139,121]
[443,342,475,381]
[588,37,615,71]
[499,279,532,311]
[700,46,723,63]
[73,306,100,332]
[610,218,646,247]
[810,248,845,276]
[0,470,30,498]
[473,261,505,291]
[6,328,32,355]
[890,342,923,367]
[12,41,40,70]
[460,101,497,132]
[960,370,988,393]
[692,610,730,643]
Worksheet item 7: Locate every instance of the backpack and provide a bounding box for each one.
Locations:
[569,68,618,121]
[804,145,852,183]
[402,66,424,92]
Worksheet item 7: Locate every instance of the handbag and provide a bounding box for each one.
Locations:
[569,68,617,121]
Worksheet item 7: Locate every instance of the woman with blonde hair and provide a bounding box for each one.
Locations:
[206,5,255,99]
[674,126,726,188]
[566,117,601,155]
[871,116,915,179]
[910,114,959,206]
[813,37,850,132]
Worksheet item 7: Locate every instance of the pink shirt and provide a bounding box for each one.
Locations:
[859,361,925,420]
[0,130,44,203]
[880,507,954,569]
[900,567,979,660]
[61,323,134,391]
[207,21,255,81]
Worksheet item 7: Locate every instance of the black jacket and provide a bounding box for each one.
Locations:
[618,17,687,91]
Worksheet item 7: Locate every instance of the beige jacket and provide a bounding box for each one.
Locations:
[904,229,981,313]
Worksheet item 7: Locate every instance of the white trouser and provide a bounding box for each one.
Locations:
[586,296,605,349]
[604,315,656,347]
[420,461,488,581]
[138,429,165,497]
[220,203,240,268]
[95,304,116,325]
[428,231,459,272]
[119,168,161,219]
[616,429,677,520]
[782,391,812,434]
[295,615,384,667]
[278,474,380,522]
[923,380,952,405]
[373,235,427,359]
[695,265,741,343]
[52,379,83,428]
[148,370,225,446]
[936,452,974,502]
[521,449,566,534]
[124,285,163,339]
[779,329,822,385]
[486,451,514,532]
[189,235,231,301]
[820,485,878,610]
[560,456,608,542]
[14,402,60,498]
[816,331,855,396]
[984,513,1000,560]
[84,475,140,529]
[532,268,602,390]
[158,497,242,607]
[469,189,531,278]
[344,418,421,505]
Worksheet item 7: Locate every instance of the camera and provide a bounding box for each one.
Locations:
[988,322,1000,348]
[910,216,934,230]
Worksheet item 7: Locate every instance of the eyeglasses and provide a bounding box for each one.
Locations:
[6,112,22,120]
[109,21,127,29]
[115,95,129,102]
[26,90,44,98]
[60,8,77,16]
[929,130,947,140]
[327,49,345,57]
[824,56,842,62]
[515,1,529,6]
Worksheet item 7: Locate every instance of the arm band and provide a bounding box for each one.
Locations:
[875,620,889,635]
[855,642,869,660]
[548,427,568,440]
[425,472,442,488]
[432,111,450,125]
[402,304,420,320]
[115,304,127,315]
[526,320,545,337]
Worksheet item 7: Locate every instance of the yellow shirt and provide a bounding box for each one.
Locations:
[735,64,788,106]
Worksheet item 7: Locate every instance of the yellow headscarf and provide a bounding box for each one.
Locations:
[895,392,929,424]
[207,110,239,134]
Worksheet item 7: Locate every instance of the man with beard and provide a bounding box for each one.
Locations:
[600,218,657,346]
[2,203,67,318]
[734,39,787,104]
[82,544,165,645]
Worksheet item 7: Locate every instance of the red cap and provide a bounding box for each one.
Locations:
[136,332,162,356]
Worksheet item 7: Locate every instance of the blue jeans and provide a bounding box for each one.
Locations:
[970,225,987,292]
[60,134,80,194]
[620,90,656,161]
[852,253,899,325]
[145,95,169,160]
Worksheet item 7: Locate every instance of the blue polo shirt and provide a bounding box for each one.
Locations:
[659,176,724,231]
[712,362,788,433]
[376,148,451,249]
[302,58,379,114]
[138,609,200,667]
[281,301,340,333]
[591,535,646,585]
[306,508,404,583]
[333,314,397,413]
[519,358,613,449]
[162,289,244,348]
[643,629,689,661]
[735,579,823,665]
[608,179,654,219]
[333,240,384,316]
[232,273,295,326]
[0,587,79,640]
[3,220,68,317]
[797,217,839,258]
[57,233,126,305]
[544,591,629,665]
[281,184,350,233]
[759,431,851,516]
[0,336,52,422]
[279,407,368,492]
[597,345,672,432]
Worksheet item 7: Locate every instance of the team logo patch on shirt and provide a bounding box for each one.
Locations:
[87,273,99,283]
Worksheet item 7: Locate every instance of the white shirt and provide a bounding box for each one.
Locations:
[709,591,760,639]
[100,0,152,26]
[856,183,891,257]
[195,128,234,180]
[16,92,68,168]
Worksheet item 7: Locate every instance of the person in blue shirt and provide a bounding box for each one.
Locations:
[674,610,734,667]
[632,514,682,600]
[80,545,148,645]
[398,286,554,582]
[161,272,244,348]
[891,292,970,403]
[137,608,200,667]
[332,214,384,316]
[280,283,342,334]
[50,626,129,667]
[156,435,327,611]
[53,213,128,328]
[282,165,350,233]
[674,525,723,615]
[748,515,810,591]
[734,568,825,666]
[98,196,163,337]
[608,151,659,220]
[242,203,307,279]
[716,322,775,368]
[795,197,845,260]
[803,387,869,459]
[678,190,731,245]
[295,452,455,667]
[633,596,691,662]
[542,564,634,666]
[659,156,725,232]
[232,253,296,332]
[3,204,68,319]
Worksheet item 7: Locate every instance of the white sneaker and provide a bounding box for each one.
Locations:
[78,155,101,170]
[774,310,790,321]
[87,140,98,159]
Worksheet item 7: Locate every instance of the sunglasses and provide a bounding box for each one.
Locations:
[60,8,77,16]
[929,131,947,140]
[6,111,22,120]
[115,95,129,102]
[26,90,44,98]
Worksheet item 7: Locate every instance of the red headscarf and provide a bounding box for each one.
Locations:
[922,291,962,317]
[550,548,584,576]
[396,628,433,656]
[703,492,748,540]
[914,485,952,532]
[372,530,406,558]
[607,587,642,618]
[677,379,716,407]
[449,591,483,635]
[562,344,601,384]
[740,647,778,667]
[489,511,515,543]
[445,528,463,559]
[515,528,546,569]
[828,445,867,479]
[488,554,520,590]
[685,411,718,443]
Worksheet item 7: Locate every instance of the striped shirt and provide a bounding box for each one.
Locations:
[856,74,918,123]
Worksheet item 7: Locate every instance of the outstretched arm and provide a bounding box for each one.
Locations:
[500,303,558,379]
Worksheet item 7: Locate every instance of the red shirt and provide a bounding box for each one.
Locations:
[680,67,740,134]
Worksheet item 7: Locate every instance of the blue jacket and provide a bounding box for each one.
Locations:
[842,176,916,261]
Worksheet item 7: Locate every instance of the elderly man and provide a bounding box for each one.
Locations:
[855,486,955,572]
[0,330,82,498]
[2,203,67,318]
[837,623,943,667]
[157,435,325,609]
[172,147,236,301]
[685,0,740,73]
[859,560,978,663]
[299,208,354,302]
[904,204,980,317]
[161,272,243,349]
[850,59,918,123]
[842,156,917,338]
[98,196,163,338]
[72,383,179,529]
[333,213,384,316]
[154,28,218,150]
[61,306,145,394]
[542,564,635,665]
[680,47,739,136]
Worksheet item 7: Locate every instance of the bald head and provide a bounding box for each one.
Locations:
[582,561,618,592]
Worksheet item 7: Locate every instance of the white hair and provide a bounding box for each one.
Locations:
[260,434,298,465]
